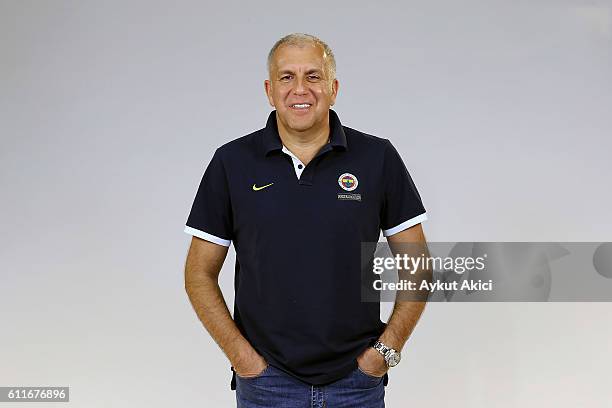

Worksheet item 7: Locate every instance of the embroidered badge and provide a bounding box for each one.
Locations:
[338,173,358,191]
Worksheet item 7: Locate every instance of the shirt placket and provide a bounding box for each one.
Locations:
[281,143,334,186]
[281,145,306,179]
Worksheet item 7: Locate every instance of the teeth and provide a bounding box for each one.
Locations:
[292,104,311,108]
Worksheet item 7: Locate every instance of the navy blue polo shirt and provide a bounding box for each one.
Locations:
[184,109,427,388]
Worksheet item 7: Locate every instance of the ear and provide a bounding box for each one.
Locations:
[264,79,275,107]
[329,79,339,106]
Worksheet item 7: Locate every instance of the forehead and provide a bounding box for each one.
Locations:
[271,43,326,71]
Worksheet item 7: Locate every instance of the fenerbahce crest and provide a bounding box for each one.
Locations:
[338,173,358,191]
[337,173,361,201]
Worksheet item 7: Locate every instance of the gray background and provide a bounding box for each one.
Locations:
[1,0,611,406]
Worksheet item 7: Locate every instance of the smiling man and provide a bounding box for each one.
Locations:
[184,33,429,408]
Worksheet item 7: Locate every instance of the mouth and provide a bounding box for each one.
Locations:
[289,103,312,111]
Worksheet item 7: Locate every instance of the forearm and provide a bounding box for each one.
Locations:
[357,265,430,377]
[381,224,432,351]
[185,272,256,366]
[379,298,427,351]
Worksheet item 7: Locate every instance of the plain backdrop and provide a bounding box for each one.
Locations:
[1,0,611,407]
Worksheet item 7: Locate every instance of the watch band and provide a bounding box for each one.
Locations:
[373,340,400,367]
[373,341,391,355]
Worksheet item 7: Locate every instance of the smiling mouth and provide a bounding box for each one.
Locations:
[289,103,312,110]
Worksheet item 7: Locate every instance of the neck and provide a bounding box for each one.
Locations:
[276,113,331,165]
[277,113,330,147]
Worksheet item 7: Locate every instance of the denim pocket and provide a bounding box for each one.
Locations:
[235,364,271,380]
[356,366,384,381]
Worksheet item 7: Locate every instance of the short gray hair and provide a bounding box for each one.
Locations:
[267,33,337,81]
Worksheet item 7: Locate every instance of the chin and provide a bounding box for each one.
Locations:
[287,120,316,132]
[288,125,313,133]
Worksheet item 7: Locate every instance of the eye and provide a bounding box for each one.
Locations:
[280,75,292,81]
[307,75,321,81]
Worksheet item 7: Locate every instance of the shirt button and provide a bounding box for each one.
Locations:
[297,164,303,169]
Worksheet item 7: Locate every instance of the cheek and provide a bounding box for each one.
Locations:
[313,89,330,105]
[311,88,325,99]
[271,90,287,107]
[277,89,292,102]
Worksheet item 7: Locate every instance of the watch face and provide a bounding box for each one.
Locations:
[387,352,401,367]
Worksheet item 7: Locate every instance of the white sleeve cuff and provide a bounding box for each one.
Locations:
[382,213,428,237]
[184,226,231,247]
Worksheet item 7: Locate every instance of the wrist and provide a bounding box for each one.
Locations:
[372,339,402,367]
[229,340,257,367]
[376,334,402,353]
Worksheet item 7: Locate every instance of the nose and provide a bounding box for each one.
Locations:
[293,76,307,95]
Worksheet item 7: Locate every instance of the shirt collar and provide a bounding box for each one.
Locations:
[261,108,348,156]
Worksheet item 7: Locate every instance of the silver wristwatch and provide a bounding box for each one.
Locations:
[373,340,401,367]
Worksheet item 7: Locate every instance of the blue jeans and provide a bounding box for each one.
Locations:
[235,364,385,408]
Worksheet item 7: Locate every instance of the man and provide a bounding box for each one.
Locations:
[184,33,429,407]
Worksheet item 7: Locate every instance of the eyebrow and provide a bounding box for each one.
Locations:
[277,69,324,76]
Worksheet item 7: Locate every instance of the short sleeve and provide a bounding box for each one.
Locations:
[184,149,233,246]
[380,140,427,237]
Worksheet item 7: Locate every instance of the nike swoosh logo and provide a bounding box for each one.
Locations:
[252,182,274,191]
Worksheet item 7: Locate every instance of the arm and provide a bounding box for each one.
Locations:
[357,223,431,376]
[184,236,267,377]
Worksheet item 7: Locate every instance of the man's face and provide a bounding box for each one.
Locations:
[265,43,339,134]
